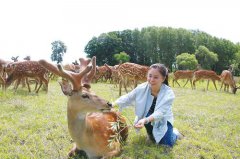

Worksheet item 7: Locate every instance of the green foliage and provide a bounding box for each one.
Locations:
[176,53,198,70]
[51,40,67,64]
[231,51,240,75]
[114,52,130,63]
[1,81,240,158]
[84,27,238,73]
[195,45,218,69]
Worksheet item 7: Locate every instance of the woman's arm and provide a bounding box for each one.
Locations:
[114,88,137,111]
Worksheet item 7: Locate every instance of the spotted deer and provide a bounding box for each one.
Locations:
[0,75,5,91]
[118,62,149,96]
[220,70,239,94]
[193,70,221,90]
[38,56,128,158]
[104,63,120,87]
[5,61,49,93]
[172,70,195,89]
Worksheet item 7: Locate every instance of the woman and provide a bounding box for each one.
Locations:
[114,63,182,147]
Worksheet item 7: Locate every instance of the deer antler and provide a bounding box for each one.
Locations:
[79,56,96,88]
[38,60,92,91]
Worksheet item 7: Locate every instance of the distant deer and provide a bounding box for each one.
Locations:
[5,61,49,93]
[220,70,239,94]
[172,70,195,89]
[38,56,128,158]
[193,70,221,90]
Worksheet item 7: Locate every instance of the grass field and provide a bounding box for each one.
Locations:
[0,80,240,159]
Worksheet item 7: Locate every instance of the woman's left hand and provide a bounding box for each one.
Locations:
[134,118,146,128]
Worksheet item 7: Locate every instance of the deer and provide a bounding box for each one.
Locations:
[172,70,195,89]
[117,62,149,96]
[0,75,5,91]
[220,70,239,94]
[193,70,221,90]
[38,56,128,159]
[5,61,49,93]
[104,63,120,87]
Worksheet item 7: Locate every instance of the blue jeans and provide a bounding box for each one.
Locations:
[144,121,177,147]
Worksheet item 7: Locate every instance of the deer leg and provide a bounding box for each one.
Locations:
[190,79,193,90]
[220,81,224,91]
[206,80,210,90]
[42,77,48,92]
[14,78,21,92]
[34,79,39,91]
[124,79,128,93]
[212,80,217,90]
[102,142,121,159]
[183,79,189,87]
[26,77,31,92]
[175,80,181,87]
[21,77,26,88]
[193,78,199,89]
[68,143,87,158]
[35,80,43,93]
[119,80,122,96]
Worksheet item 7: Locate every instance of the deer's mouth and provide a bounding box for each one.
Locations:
[100,108,111,112]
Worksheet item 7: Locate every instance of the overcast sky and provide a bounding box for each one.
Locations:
[0,0,239,63]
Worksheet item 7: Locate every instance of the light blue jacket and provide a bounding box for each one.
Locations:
[115,82,175,143]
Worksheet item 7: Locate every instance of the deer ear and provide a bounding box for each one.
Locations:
[58,79,73,96]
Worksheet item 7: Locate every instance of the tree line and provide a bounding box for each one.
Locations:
[84,26,240,75]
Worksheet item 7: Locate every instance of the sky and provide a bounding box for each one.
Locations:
[0,0,239,64]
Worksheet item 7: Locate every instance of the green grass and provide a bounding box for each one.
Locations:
[0,80,240,159]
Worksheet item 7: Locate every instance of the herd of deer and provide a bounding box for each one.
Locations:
[172,69,239,94]
[0,56,239,158]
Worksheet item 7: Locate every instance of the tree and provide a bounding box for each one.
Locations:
[51,40,67,64]
[231,50,240,75]
[114,52,130,63]
[176,53,198,70]
[195,45,218,70]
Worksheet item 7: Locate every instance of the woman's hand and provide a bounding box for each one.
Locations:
[134,118,146,129]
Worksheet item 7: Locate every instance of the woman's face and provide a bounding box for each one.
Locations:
[147,68,165,87]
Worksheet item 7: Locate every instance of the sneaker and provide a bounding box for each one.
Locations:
[173,128,184,140]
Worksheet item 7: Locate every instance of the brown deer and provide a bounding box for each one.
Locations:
[38,56,128,158]
[0,75,5,91]
[117,62,149,96]
[172,70,194,89]
[220,70,239,94]
[5,61,49,93]
[104,63,120,86]
[193,70,221,90]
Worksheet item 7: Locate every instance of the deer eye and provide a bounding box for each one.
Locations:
[82,94,90,99]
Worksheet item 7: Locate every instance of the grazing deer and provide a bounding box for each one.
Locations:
[5,61,49,93]
[220,70,239,94]
[172,70,194,89]
[38,56,128,158]
[193,70,221,90]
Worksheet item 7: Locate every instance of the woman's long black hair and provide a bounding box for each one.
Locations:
[150,63,169,86]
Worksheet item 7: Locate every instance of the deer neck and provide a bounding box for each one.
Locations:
[67,96,88,143]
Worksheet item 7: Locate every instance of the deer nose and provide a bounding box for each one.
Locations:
[107,102,112,107]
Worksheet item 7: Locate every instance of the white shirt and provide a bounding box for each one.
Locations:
[115,82,175,143]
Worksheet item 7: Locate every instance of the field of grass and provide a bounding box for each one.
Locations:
[0,80,240,159]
